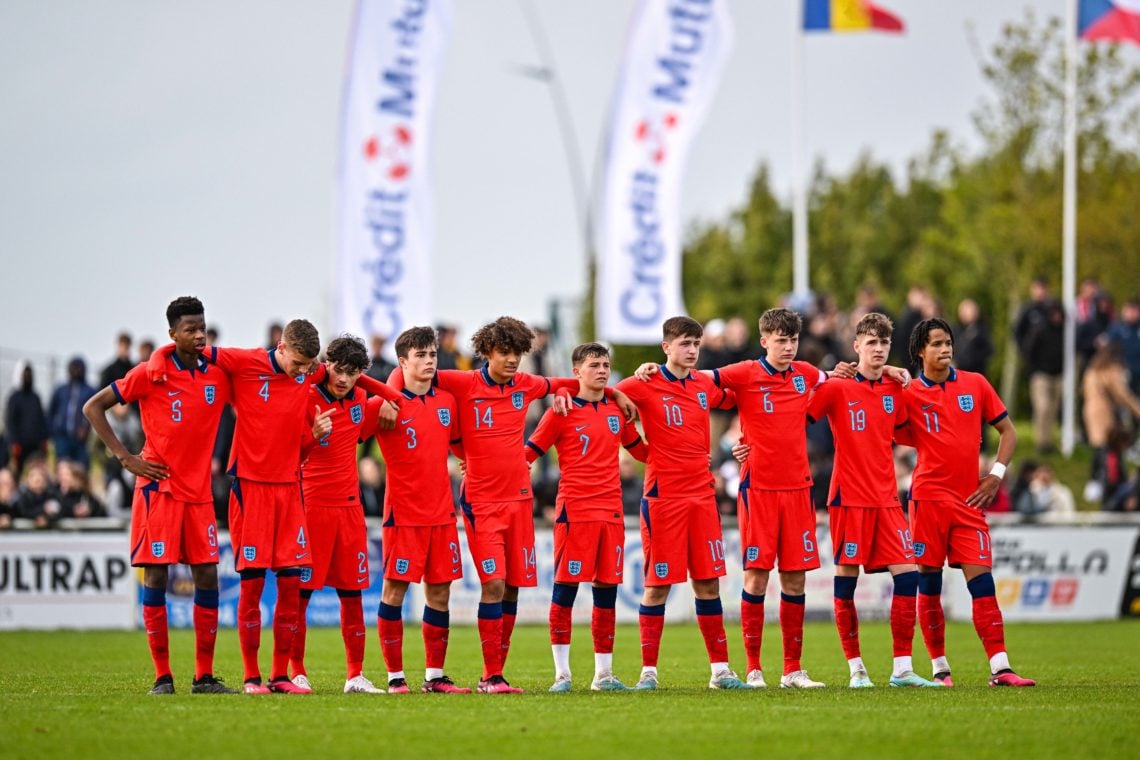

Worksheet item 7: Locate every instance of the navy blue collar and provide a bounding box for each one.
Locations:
[170,351,209,375]
[759,356,792,377]
[919,367,958,388]
[267,348,284,375]
[401,387,436,401]
[572,395,608,408]
[659,364,693,384]
[480,363,516,388]
[854,371,884,387]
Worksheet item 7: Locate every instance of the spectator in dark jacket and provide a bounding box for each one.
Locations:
[954,298,994,374]
[1108,298,1140,397]
[98,332,134,389]
[5,361,49,477]
[48,357,95,467]
[16,462,62,529]
[1022,300,1065,453]
[56,460,105,519]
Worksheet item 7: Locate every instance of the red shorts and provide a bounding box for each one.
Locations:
[909,500,993,569]
[228,479,310,571]
[829,505,914,572]
[553,519,624,585]
[461,500,536,587]
[640,495,725,586]
[383,522,463,585]
[738,486,820,572]
[129,482,219,566]
[302,506,369,590]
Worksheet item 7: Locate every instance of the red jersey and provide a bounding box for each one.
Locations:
[525,397,645,523]
[806,373,907,508]
[714,358,823,490]
[300,384,379,507]
[392,366,576,503]
[616,366,733,500]
[373,386,460,526]
[896,368,1008,503]
[111,353,231,503]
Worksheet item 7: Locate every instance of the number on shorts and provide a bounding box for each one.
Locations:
[357,551,367,575]
[207,524,217,548]
[616,544,623,568]
[897,528,913,552]
[258,381,270,402]
[802,530,815,555]
[977,530,990,554]
[707,539,725,562]
[171,398,182,422]
[449,541,460,565]
[522,546,536,571]
[296,527,307,549]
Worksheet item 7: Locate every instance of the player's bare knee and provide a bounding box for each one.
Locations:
[423,583,450,609]
[743,568,768,594]
[481,579,506,602]
[779,571,806,595]
[691,577,719,599]
[382,580,410,606]
[143,565,169,588]
[502,584,519,603]
[190,563,219,590]
[641,585,670,605]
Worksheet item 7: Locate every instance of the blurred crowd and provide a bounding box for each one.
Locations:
[3,278,1140,531]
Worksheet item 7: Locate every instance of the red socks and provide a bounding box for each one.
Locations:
[477,602,503,679]
[238,572,266,681]
[638,604,665,667]
[694,597,728,663]
[289,593,311,677]
[780,593,806,675]
[834,597,861,659]
[592,605,616,655]
[549,603,573,646]
[422,606,450,671]
[142,586,169,680]
[271,572,301,680]
[500,600,518,671]
[740,592,765,673]
[193,588,220,680]
[378,602,404,675]
[339,592,365,680]
[972,595,1006,659]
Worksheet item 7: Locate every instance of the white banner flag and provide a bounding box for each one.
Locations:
[596,0,733,344]
[336,0,453,347]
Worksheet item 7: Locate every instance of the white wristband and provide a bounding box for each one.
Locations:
[989,462,1007,480]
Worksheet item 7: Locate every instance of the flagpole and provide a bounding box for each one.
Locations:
[1061,0,1078,457]
[791,4,808,298]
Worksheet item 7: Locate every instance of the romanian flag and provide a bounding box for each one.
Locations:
[803,0,904,33]
[1079,0,1140,45]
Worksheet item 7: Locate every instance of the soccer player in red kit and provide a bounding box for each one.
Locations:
[896,318,1034,687]
[617,317,751,691]
[387,316,612,693]
[84,296,236,695]
[805,313,938,688]
[148,320,402,694]
[373,326,470,695]
[288,335,385,694]
[525,343,649,693]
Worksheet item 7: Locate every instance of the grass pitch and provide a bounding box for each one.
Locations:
[2,619,1136,759]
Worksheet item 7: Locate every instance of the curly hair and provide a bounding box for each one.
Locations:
[908,317,954,366]
[165,296,204,328]
[471,317,534,358]
[283,319,320,359]
[324,334,370,373]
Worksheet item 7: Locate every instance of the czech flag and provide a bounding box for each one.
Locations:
[803,0,904,33]
[1079,0,1140,45]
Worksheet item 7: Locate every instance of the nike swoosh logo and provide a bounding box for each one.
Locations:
[258,375,273,380]
[803,556,813,562]
[922,403,936,410]
[847,400,861,407]
[713,564,724,572]
[979,554,990,559]
[759,385,775,391]
[295,552,308,560]
[662,396,675,401]
[356,577,368,584]
[167,390,183,397]
[208,550,218,557]
[400,418,414,425]
[575,425,588,431]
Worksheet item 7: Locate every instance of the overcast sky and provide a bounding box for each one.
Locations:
[2,0,1129,385]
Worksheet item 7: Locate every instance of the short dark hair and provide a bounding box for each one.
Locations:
[283,319,320,359]
[395,326,438,358]
[571,342,610,366]
[909,318,954,365]
[855,312,893,339]
[759,308,801,337]
[662,316,702,341]
[324,334,370,373]
[471,317,534,357]
[165,296,204,328]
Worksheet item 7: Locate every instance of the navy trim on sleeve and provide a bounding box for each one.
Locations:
[988,410,1009,426]
[111,381,126,406]
[525,441,545,457]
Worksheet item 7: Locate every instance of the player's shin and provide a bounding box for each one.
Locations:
[500,597,518,670]
[967,572,1010,673]
[271,569,303,681]
[378,602,405,680]
[695,597,730,673]
[422,605,450,680]
[592,586,618,677]
[740,590,765,674]
[833,577,861,664]
[917,571,949,672]
[290,589,313,677]
[638,603,666,669]
[193,587,220,680]
[238,569,267,682]
[142,585,171,680]
[549,584,577,677]
[780,592,807,675]
[338,590,365,680]
[477,601,504,679]
[890,571,920,676]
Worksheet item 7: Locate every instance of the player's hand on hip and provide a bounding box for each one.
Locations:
[312,406,334,439]
[731,438,750,464]
[378,400,399,430]
[633,363,658,382]
[123,454,170,481]
[965,475,1000,509]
